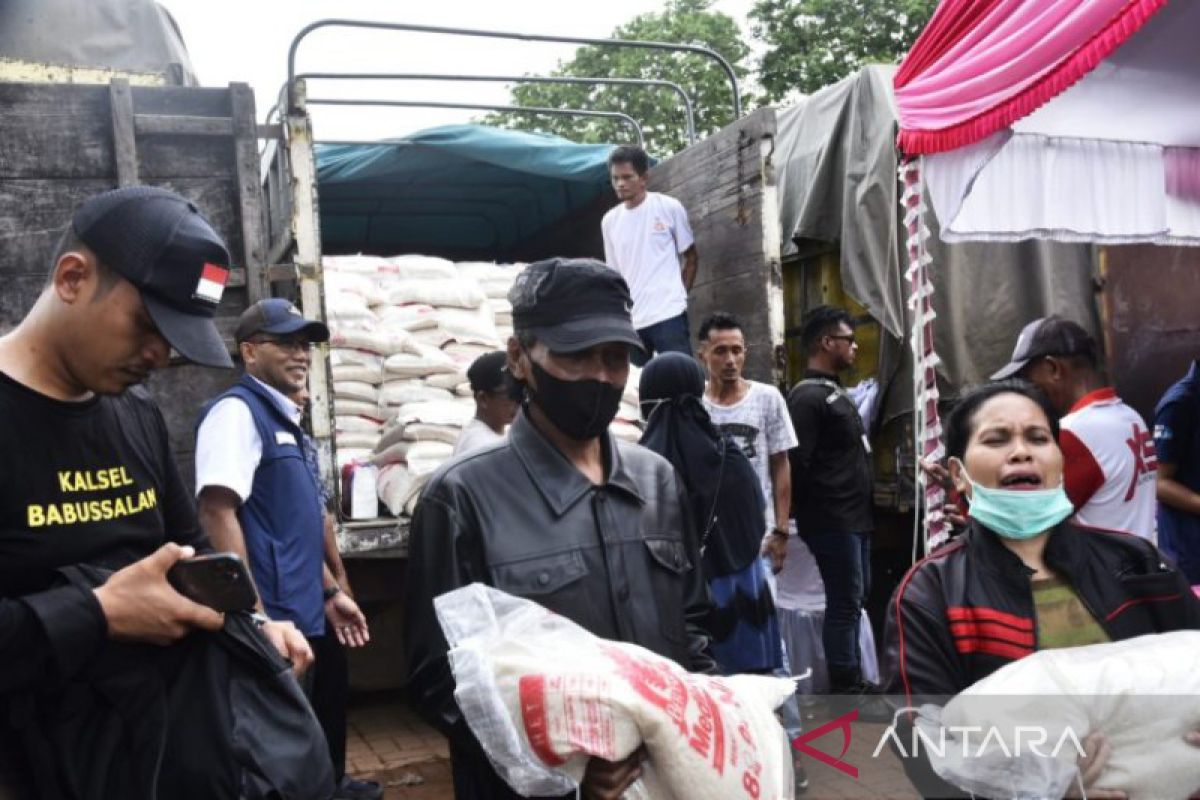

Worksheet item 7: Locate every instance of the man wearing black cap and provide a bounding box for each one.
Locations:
[453,350,521,457]
[0,187,313,796]
[405,258,713,799]
[992,316,1158,540]
[195,298,379,800]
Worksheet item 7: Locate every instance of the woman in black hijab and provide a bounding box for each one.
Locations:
[639,353,783,673]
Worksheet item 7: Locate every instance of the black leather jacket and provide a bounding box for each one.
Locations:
[404,411,714,744]
[884,521,1200,797]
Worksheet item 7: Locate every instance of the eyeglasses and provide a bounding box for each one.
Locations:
[250,336,313,353]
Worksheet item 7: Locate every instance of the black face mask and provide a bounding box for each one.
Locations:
[527,360,623,441]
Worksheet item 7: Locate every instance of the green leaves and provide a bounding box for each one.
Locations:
[749,0,936,100]
[484,0,751,157]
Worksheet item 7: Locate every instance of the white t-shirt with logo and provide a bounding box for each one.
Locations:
[601,192,695,330]
[1059,388,1158,541]
[702,381,798,529]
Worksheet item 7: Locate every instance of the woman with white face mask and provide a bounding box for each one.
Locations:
[883,380,1200,798]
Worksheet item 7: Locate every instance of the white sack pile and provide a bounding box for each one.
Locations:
[324,255,646,518]
[435,583,795,800]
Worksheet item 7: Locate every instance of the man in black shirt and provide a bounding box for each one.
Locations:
[0,187,311,797]
[787,306,877,699]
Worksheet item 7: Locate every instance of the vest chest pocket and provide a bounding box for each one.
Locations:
[491,550,587,596]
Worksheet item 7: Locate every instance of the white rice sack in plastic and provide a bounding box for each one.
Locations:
[324,254,387,274]
[336,431,380,451]
[332,399,383,419]
[328,326,415,357]
[385,346,459,377]
[376,303,439,332]
[383,254,459,281]
[335,415,383,434]
[483,279,517,300]
[617,401,641,424]
[387,279,486,309]
[444,342,499,371]
[375,423,407,453]
[623,365,643,408]
[411,327,454,348]
[916,631,1200,800]
[325,291,375,322]
[456,261,517,283]
[324,271,387,306]
[425,371,468,391]
[488,298,513,316]
[609,421,643,444]
[401,423,462,446]
[333,381,379,404]
[336,447,372,471]
[380,381,455,407]
[406,446,450,477]
[395,399,475,428]
[455,383,474,398]
[436,305,500,346]
[377,463,416,516]
[331,365,383,385]
[435,584,795,800]
[495,312,513,327]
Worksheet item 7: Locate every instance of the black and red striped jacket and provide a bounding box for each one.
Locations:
[883,521,1200,798]
[885,520,1200,706]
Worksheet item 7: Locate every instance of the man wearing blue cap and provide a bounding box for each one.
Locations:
[0,187,316,797]
[196,298,380,800]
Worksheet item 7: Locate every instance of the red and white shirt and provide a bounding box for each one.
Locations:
[1060,388,1157,541]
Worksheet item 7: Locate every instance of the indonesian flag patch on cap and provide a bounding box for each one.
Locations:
[194,262,229,305]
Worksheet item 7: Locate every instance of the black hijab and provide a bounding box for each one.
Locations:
[639,353,766,577]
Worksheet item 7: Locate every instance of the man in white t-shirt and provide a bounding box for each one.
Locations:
[601,145,698,366]
[992,315,1158,540]
[699,312,798,570]
[453,350,520,457]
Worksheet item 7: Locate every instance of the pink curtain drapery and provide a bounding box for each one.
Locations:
[895,0,1168,155]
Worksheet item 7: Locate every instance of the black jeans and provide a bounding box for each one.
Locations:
[803,531,871,681]
[303,630,349,781]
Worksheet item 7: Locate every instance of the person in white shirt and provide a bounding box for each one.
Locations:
[992,315,1158,540]
[601,145,698,366]
[453,350,521,457]
[194,299,380,800]
[699,313,798,569]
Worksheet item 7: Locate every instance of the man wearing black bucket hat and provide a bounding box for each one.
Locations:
[405,258,713,800]
[0,187,315,797]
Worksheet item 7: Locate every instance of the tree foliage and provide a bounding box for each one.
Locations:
[485,0,750,157]
[750,0,936,101]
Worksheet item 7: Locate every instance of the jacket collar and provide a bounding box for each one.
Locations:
[966,518,1089,581]
[508,411,644,517]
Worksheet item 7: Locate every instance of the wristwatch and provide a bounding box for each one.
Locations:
[322,583,342,601]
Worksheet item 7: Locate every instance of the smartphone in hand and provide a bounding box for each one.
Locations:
[167,552,258,612]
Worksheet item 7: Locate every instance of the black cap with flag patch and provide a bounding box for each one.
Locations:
[72,186,234,368]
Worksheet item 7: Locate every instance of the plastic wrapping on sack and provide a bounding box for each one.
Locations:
[455,383,474,398]
[330,399,382,419]
[376,304,439,332]
[328,326,415,357]
[425,371,468,391]
[335,432,380,451]
[387,279,487,309]
[379,381,456,408]
[377,463,416,516]
[436,305,501,346]
[383,255,459,281]
[411,327,455,348]
[325,271,387,307]
[331,365,383,385]
[435,584,796,800]
[332,380,379,404]
[401,423,462,446]
[335,415,383,434]
[395,399,475,428]
[325,292,375,321]
[384,347,459,377]
[913,631,1200,800]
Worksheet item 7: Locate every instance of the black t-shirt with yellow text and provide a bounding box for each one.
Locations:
[0,371,206,598]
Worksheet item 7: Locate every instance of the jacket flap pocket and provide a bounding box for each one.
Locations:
[492,550,587,596]
[644,537,690,574]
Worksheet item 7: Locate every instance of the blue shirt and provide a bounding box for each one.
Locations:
[1154,360,1200,584]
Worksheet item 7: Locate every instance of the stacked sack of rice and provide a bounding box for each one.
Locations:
[323,255,645,520]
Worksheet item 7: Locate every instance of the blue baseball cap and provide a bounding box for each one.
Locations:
[234,298,329,344]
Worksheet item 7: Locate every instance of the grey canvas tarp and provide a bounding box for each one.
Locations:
[0,0,197,84]
[772,66,1098,425]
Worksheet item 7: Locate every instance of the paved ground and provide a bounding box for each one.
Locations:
[346,693,917,799]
